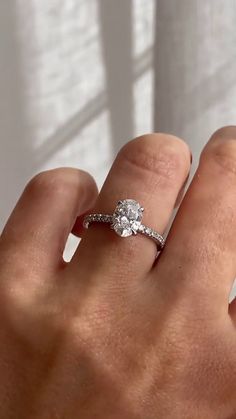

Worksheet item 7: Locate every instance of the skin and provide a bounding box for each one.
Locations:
[0,127,236,418]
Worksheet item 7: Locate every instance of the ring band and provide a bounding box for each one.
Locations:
[83,199,165,251]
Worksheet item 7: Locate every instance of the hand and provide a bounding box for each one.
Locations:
[0,127,236,419]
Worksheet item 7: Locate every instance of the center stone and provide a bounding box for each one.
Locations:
[112,199,143,237]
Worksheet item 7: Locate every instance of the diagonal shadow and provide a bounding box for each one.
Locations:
[155,52,236,134]
[154,51,236,135]
[35,91,107,166]
[134,46,153,79]
[35,46,153,168]
[174,56,236,129]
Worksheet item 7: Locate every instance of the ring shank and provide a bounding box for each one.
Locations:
[137,225,165,249]
[83,214,165,251]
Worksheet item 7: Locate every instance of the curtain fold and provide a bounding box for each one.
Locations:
[154,0,236,174]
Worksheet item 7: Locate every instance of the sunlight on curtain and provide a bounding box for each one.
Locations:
[12,0,156,259]
[15,0,111,189]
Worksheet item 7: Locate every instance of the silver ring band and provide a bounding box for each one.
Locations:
[83,199,165,251]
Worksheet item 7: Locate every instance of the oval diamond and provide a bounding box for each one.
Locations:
[112,199,143,237]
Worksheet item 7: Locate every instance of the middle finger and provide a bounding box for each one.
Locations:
[154,126,236,312]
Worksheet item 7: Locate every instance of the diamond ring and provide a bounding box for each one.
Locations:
[83,199,165,251]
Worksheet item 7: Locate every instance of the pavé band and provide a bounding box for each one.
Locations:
[83,199,165,251]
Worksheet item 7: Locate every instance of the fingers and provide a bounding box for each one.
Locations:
[70,133,191,283]
[154,126,236,312]
[0,168,98,272]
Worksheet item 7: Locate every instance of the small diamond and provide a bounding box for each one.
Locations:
[139,225,145,232]
[112,199,143,237]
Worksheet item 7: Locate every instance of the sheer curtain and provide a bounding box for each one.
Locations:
[0,1,236,293]
[0,0,155,230]
[154,1,236,174]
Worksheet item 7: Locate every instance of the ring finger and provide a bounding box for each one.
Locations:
[69,133,191,284]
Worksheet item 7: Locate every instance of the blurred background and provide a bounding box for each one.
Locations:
[0,1,236,294]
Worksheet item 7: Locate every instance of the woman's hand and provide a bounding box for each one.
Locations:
[0,127,236,419]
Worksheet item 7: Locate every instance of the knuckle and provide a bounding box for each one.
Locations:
[202,126,236,176]
[26,169,70,199]
[119,133,190,186]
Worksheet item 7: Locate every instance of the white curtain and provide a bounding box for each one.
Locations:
[0,0,156,230]
[154,0,236,175]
